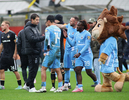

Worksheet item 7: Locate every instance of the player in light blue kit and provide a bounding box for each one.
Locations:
[63,20,98,92]
[37,15,63,93]
[56,17,79,91]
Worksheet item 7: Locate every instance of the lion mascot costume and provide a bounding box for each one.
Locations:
[92,6,129,92]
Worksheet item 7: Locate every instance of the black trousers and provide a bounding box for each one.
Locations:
[118,55,128,72]
[26,54,39,89]
[20,55,28,83]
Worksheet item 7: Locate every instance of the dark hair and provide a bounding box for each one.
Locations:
[73,16,79,22]
[30,13,39,20]
[80,20,88,30]
[25,19,30,25]
[47,15,55,23]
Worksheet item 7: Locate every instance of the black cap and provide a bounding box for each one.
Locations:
[55,14,64,24]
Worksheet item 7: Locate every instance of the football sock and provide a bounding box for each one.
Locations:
[94,80,98,85]
[61,72,65,85]
[78,84,83,89]
[1,80,5,86]
[64,70,70,83]
[17,80,21,86]
[58,81,63,87]
[51,72,55,88]
[41,82,46,87]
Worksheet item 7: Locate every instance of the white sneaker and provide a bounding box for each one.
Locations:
[23,84,29,91]
[62,83,69,91]
[54,87,62,93]
[29,87,37,92]
[50,87,56,91]
[72,85,78,92]
[36,86,47,93]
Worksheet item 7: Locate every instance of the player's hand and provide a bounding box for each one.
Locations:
[98,58,106,64]
[44,53,46,56]
[74,53,81,58]
[63,29,68,37]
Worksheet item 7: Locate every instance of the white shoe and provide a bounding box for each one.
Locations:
[72,85,78,92]
[23,84,29,91]
[62,83,69,91]
[54,87,62,93]
[29,87,37,92]
[36,86,47,93]
[50,87,56,91]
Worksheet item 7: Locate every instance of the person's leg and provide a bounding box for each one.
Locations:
[118,55,123,72]
[72,67,83,92]
[20,55,28,84]
[54,68,63,92]
[21,67,27,83]
[39,66,47,92]
[86,69,98,85]
[91,58,101,87]
[13,71,22,89]
[27,55,39,92]
[0,69,5,89]
[50,69,56,91]
[122,58,128,70]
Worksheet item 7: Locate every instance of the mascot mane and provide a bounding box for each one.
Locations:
[97,6,127,44]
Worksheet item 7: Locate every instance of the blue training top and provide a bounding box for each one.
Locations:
[99,36,118,73]
[66,30,92,56]
[65,23,77,51]
[44,25,61,52]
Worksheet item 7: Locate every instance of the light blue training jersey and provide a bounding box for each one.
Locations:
[66,30,92,56]
[65,23,77,51]
[44,25,61,51]
[99,36,118,73]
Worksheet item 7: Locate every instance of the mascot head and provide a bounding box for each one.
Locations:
[92,6,127,44]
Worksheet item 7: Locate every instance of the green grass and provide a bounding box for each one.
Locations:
[0,70,129,100]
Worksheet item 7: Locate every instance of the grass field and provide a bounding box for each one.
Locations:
[0,70,129,100]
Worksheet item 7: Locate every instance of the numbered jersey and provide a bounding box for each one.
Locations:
[44,25,61,51]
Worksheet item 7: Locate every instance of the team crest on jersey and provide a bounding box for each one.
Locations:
[81,36,83,39]
[69,33,70,35]
[7,34,10,38]
[45,30,48,32]
[72,32,74,35]
[87,36,90,39]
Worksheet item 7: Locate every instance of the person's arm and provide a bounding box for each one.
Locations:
[45,30,51,51]
[0,43,3,55]
[80,35,91,54]
[63,29,76,46]
[13,39,17,60]
[25,28,45,43]
[56,24,67,29]
[17,31,22,55]
[74,34,91,58]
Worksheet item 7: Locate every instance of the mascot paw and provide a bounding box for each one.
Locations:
[114,82,123,92]
[95,84,113,92]
[95,84,102,92]
[114,74,125,92]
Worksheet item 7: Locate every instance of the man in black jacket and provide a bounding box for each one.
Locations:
[22,14,45,92]
[17,19,29,85]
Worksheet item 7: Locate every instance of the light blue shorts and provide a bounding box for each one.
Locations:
[42,48,60,69]
[75,53,93,69]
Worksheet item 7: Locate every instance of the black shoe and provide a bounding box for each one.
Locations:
[91,84,97,87]
[68,85,71,89]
